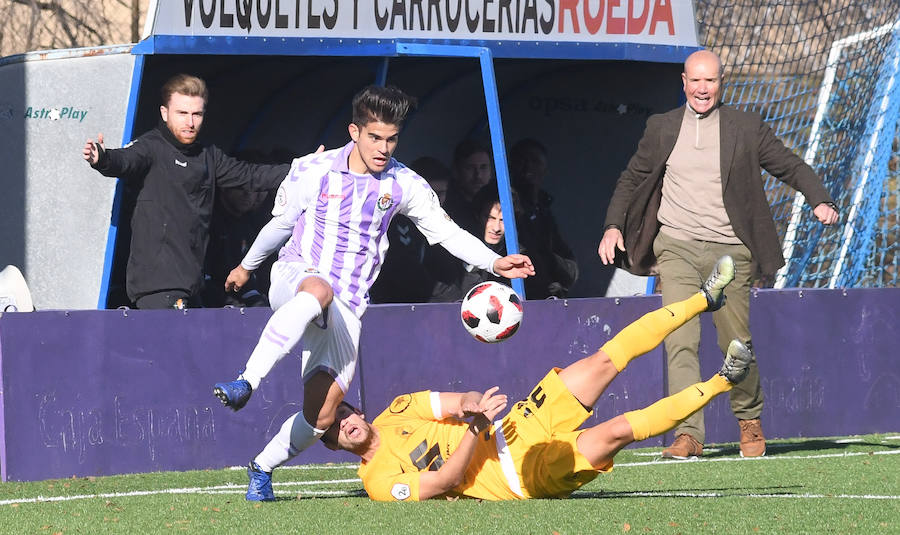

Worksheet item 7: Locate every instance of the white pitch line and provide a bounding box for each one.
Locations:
[200,489,364,497]
[0,479,363,506]
[573,490,900,500]
[3,450,898,507]
[273,478,360,487]
[633,447,722,456]
[615,449,900,467]
[227,464,359,471]
[632,436,887,457]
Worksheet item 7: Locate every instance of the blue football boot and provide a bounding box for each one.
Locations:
[214,378,252,411]
[246,461,275,502]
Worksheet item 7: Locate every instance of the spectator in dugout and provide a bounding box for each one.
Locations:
[508,137,579,299]
[428,182,515,302]
[81,74,294,309]
[204,147,299,308]
[443,139,494,236]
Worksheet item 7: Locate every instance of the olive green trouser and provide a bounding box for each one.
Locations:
[653,231,764,444]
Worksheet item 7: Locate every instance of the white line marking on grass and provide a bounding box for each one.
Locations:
[573,490,900,500]
[273,478,361,487]
[633,448,721,456]
[200,489,364,497]
[616,449,900,467]
[0,478,365,507]
[4,449,897,507]
[634,436,893,456]
[227,464,359,471]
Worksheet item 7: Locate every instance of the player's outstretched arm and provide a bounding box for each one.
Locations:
[417,387,507,500]
[440,390,508,419]
[493,253,535,279]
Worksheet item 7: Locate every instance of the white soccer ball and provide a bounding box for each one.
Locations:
[460,281,523,343]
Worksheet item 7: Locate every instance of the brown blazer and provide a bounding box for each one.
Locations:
[603,104,835,276]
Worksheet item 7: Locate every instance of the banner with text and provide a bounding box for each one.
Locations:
[150,0,698,47]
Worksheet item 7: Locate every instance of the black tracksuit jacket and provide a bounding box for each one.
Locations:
[92,123,290,302]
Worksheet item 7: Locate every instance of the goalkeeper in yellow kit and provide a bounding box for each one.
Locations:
[322,256,751,501]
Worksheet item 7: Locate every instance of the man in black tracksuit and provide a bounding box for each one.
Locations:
[82,74,290,309]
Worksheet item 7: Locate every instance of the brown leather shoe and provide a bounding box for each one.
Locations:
[661,433,703,459]
[739,418,766,457]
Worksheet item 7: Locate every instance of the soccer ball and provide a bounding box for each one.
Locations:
[460,281,523,343]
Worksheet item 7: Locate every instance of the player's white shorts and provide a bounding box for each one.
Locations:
[269,260,361,393]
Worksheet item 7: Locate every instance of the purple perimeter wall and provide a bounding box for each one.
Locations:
[0,289,897,482]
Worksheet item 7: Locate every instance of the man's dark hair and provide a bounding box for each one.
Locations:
[352,85,417,127]
[160,74,208,107]
[411,156,451,185]
[510,138,547,161]
[452,138,492,168]
[472,180,521,222]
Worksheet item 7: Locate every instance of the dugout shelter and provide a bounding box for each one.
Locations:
[2,0,701,310]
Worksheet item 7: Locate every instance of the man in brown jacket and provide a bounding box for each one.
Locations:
[597,50,839,459]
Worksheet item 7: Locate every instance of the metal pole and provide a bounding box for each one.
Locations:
[395,42,525,298]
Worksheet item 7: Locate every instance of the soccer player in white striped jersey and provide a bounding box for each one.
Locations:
[212,85,535,501]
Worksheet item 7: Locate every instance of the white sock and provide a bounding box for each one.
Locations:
[242,291,322,390]
[254,412,325,472]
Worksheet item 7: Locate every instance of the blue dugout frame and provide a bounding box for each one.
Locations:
[99,36,698,307]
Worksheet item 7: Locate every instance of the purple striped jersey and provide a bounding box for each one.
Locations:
[272,141,460,317]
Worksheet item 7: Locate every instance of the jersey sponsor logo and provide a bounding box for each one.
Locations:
[376,193,393,211]
[304,267,320,273]
[391,483,411,501]
[389,394,412,414]
[175,159,187,167]
[321,193,346,200]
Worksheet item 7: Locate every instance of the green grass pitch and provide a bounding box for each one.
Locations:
[2,434,897,534]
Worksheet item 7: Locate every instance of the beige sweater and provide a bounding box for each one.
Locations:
[658,106,742,244]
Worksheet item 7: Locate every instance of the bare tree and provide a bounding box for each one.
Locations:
[1,0,147,57]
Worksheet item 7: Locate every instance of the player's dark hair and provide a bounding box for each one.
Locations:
[352,85,417,128]
[320,401,363,450]
[161,74,208,106]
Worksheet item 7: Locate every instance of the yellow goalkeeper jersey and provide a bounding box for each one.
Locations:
[358,370,604,501]
[357,390,518,501]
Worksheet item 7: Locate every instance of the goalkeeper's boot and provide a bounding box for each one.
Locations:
[718,340,753,385]
[701,255,735,311]
[214,378,252,411]
[246,461,275,501]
